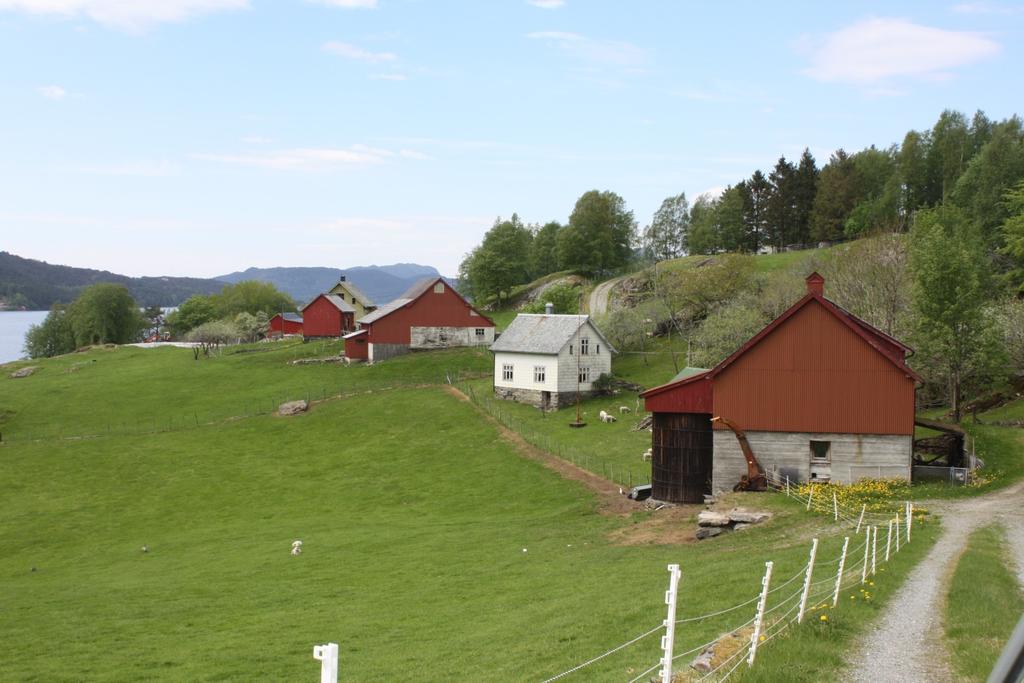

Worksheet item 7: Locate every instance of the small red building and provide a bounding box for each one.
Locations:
[640,272,920,502]
[269,312,303,336]
[300,294,355,339]
[347,277,495,362]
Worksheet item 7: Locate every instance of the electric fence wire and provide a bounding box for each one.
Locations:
[539,623,664,683]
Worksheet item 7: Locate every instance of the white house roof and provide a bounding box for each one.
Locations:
[490,314,616,355]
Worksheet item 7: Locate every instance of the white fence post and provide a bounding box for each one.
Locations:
[797,538,819,623]
[313,643,339,683]
[906,502,913,542]
[786,475,790,497]
[748,561,774,666]
[832,536,850,607]
[871,526,877,576]
[885,520,893,563]
[806,485,814,511]
[659,563,682,683]
[861,528,870,584]
[855,504,866,534]
[833,492,838,521]
[894,515,901,553]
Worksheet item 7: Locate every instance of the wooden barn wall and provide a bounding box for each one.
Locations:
[651,412,713,503]
[302,297,343,338]
[644,378,712,414]
[713,300,916,436]
[367,284,493,345]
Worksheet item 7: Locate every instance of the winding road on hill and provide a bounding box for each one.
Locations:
[587,276,626,316]
[844,479,1024,683]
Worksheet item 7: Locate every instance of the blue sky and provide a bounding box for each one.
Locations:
[0,0,1021,278]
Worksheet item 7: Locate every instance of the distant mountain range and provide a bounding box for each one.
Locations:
[0,251,447,311]
[214,264,442,307]
[0,251,223,310]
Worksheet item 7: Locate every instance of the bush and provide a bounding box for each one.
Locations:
[591,372,616,396]
[522,282,581,314]
[24,306,76,359]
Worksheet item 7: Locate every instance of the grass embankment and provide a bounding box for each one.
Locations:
[1,344,938,681]
[944,524,1024,682]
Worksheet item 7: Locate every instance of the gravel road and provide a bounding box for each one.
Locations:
[844,480,1024,683]
[587,276,625,316]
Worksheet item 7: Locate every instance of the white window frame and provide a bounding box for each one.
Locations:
[502,364,514,381]
[580,337,590,355]
[434,282,445,294]
[578,366,590,383]
[475,328,485,338]
[533,366,546,383]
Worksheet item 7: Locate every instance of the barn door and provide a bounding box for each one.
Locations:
[651,413,713,503]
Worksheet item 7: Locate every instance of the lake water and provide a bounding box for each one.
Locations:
[0,311,48,364]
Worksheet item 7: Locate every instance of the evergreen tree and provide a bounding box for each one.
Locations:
[952,116,1024,246]
[811,149,860,243]
[791,149,819,245]
[766,156,797,250]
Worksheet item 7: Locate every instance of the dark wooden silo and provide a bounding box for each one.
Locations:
[651,412,713,503]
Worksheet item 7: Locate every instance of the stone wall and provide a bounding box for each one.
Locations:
[493,386,586,411]
[712,430,912,492]
[411,326,494,349]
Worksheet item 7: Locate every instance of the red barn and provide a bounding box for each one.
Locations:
[300,294,355,339]
[640,272,920,502]
[347,277,495,362]
[269,312,303,336]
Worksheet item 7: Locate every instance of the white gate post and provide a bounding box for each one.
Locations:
[748,561,774,666]
[806,484,814,511]
[833,492,838,521]
[861,528,870,584]
[906,502,913,542]
[871,526,878,576]
[313,643,339,683]
[659,563,682,683]
[855,504,866,534]
[832,536,850,607]
[797,538,819,623]
[885,520,893,562]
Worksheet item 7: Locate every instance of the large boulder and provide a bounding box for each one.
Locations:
[697,511,732,527]
[727,508,772,524]
[9,366,38,378]
[278,400,309,416]
[695,527,724,540]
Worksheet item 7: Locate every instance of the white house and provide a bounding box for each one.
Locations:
[489,307,615,411]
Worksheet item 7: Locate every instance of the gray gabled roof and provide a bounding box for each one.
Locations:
[336,278,375,308]
[300,293,354,313]
[489,314,616,355]
[281,312,303,323]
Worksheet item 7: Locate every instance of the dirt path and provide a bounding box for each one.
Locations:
[442,385,637,515]
[844,480,1024,683]
[587,276,625,317]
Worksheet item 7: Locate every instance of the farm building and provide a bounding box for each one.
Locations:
[345,277,495,362]
[268,312,303,336]
[640,272,920,503]
[328,275,376,320]
[490,307,615,411]
[300,294,355,339]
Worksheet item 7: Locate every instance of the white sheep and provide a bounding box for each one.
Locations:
[618,405,632,414]
[641,448,653,462]
[291,540,303,556]
[598,410,617,423]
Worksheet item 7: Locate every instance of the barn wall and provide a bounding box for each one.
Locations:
[302,297,343,338]
[644,377,712,413]
[713,300,916,436]
[711,430,912,492]
[344,335,368,360]
[411,325,494,349]
[367,282,494,346]
[652,412,713,503]
[368,342,409,362]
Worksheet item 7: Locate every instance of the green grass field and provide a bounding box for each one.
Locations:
[944,524,1024,682]
[0,344,941,681]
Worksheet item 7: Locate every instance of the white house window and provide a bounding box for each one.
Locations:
[596,344,600,354]
[534,366,546,383]
[502,364,514,381]
[434,282,445,293]
[580,337,590,355]
[475,328,485,338]
[578,367,590,383]
[569,344,573,355]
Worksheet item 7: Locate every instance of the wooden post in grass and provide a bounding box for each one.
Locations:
[748,561,773,666]
[833,492,838,521]
[832,537,850,607]
[871,526,877,576]
[861,529,870,584]
[855,504,866,534]
[885,521,893,562]
[659,564,682,683]
[797,538,819,624]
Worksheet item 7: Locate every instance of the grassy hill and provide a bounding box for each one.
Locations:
[0,341,947,681]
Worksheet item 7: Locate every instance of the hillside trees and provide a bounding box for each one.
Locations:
[811,149,861,242]
[558,190,637,275]
[999,180,1024,291]
[24,283,145,357]
[530,221,563,278]
[166,295,217,336]
[643,192,690,261]
[23,304,76,358]
[213,281,294,319]
[952,117,1024,246]
[458,214,533,305]
[766,157,797,251]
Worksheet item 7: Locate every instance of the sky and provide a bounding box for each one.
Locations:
[0,0,1022,278]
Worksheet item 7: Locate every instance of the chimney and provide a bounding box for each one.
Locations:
[806,272,824,296]
[339,275,346,282]
[544,302,554,315]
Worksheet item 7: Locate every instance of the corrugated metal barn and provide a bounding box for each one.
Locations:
[300,294,355,339]
[641,272,920,503]
[346,277,495,362]
[269,312,303,336]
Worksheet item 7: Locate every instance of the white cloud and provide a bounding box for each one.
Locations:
[801,18,999,85]
[0,0,248,32]
[527,31,649,67]
[193,144,428,170]
[37,84,66,100]
[307,0,377,8]
[951,2,1024,14]
[527,0,565,8]
[322,41,396,63]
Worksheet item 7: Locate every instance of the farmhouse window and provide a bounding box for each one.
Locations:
[569,344,573,355]
[810,440,831,462]
[475,328,485,338]
[580,338,590,355]
[534,366,546,383]
[578,367,590,383]
[596,344,600,354]
[502,364,514,381]
[434,282,445,294]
